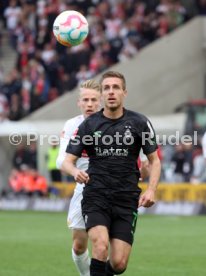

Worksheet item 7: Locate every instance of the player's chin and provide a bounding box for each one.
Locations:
[85,111,94,116]
[107,103,118,110]
[108,101,117,105]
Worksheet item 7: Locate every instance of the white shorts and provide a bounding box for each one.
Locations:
[67,189,85,229]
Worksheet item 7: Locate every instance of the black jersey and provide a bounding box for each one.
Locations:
[66,108,157,192]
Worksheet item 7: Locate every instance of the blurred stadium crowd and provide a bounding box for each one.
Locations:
[1,0,206,196]
[0,0,205,121]
[8,138,206,197]
[8,142,61,196]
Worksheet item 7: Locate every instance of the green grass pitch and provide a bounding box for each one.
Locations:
[0,211,205,276]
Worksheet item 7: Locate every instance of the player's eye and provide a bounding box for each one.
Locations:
[113,84,120,89]
[103,86,110,90]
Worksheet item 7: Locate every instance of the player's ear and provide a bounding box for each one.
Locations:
[124,90,128,97]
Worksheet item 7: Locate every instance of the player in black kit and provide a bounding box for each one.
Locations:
[62,71,161,276]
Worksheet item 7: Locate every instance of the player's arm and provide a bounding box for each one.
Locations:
[140,160,150,181]
[62,119,90,183]
[61,153,89,183]
[138,151,161,208]
[56,136,69,170]
[147,151,161,192]
[139,119,161,208]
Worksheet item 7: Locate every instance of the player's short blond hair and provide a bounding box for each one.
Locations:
[80,79,100,91]
[100,71,126,90]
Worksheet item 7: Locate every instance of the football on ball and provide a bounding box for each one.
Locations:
[53,10,89,47]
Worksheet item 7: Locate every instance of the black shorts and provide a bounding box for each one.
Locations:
[82,190,140,245]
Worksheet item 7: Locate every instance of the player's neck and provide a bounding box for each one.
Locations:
[103,107,124,119]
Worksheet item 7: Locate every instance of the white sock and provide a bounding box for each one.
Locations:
[72,248,90,276]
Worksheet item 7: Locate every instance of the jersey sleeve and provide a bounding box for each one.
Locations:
[66,120,88,157]
[56,120,76,169]
[141,119,158,155]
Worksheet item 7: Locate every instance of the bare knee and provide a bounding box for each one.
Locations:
[92,236,108,260]
[72,229,88,255]
[88,226,109,261]
[73,238,87,255]
[109,238,131,273]
[112,258,128,273]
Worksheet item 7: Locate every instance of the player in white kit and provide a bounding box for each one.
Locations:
[56,80,101,276]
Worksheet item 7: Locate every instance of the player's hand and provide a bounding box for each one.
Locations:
[74,169,90,184]
[138,188,156,208]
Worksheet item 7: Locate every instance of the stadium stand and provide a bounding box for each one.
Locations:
[0,0,198,121]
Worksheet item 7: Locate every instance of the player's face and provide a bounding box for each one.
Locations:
[101,77,127,111]
[78,88,101,118]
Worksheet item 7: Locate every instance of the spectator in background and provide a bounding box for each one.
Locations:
[171,142,193,182]
[191,143,206,183]
[9,167,48,196]
[118,37,139,62]
[3,0,22,49]
[0,93,9,121]
[12,141,37,170]
[12,142,30,170]
[9,93,22,121]
[1,68,22,120]
[196,0,206,15]
[46,142,62,182]
[27,142,37,170]
[59,72,77,94]
[171,144,186,182]
[76,65,94,85]
[9,141,46,196]
[182,142,193,182]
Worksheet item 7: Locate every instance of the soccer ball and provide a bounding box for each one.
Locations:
[53,10,89,47]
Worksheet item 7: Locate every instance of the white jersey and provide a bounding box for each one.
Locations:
[139,148,148,162]
[56,114,89,229]
[202,132,206,159]
[56,114,88,192]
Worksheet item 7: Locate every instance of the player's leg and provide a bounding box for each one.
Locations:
[88,225,109,261]
[106,205,138,275]
[68,190,90,276]
[72,229,90,276]
[88,225,109,276]
[106,239,132,275]
[81,189,112,275]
